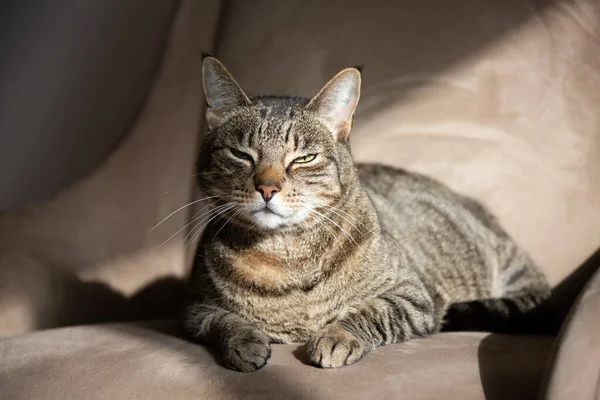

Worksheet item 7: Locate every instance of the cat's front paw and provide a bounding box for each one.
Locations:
[307,324,368,368]
[222,328,272,373]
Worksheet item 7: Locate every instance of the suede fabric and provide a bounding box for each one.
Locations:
[0,321,553,400]
[0,0,174,211]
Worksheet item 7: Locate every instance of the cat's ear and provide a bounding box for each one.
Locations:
[202,55,252,129]
[307,67,362,140]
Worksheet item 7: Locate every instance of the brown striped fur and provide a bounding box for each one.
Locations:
[181,57,551,372]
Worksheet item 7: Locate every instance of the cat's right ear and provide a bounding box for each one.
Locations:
[202,56,252,129]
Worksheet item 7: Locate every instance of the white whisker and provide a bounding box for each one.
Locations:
[319,204,375,236]
[150,195,219,232]
[308,212,349,262]
[312,209,360,248]
[303,198,376,236]
[306,200,373,264]
[185,204,236,249]
[212,207,245,240]
[159,203,224,247]
[182,203,234,246]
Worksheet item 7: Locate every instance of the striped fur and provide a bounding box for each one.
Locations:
[181,57,551,372]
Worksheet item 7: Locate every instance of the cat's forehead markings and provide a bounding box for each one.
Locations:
[261,120,285,144]
[275,120,294,143]
[258,105,274,119]
[255,108,293,143]
[283,121,293,145]
[258,119,268,135]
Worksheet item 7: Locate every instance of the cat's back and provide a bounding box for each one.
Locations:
[357,163,467,210]
[356,163,506,243]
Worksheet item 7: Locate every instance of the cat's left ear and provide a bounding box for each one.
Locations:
[307,67,362,141]
[202,55,252,130]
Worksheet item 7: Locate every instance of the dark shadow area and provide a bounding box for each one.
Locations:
[441,294,562,336]
[0,0,178,211]
[440,253,600,338]
[477,333,555,400]
[48,275,186,329]
[547,247,600,323]
[291,343,312,366]
[474,247,600,399]
[536,247,600,398]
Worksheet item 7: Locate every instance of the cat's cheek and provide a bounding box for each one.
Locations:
[285,207,312,226]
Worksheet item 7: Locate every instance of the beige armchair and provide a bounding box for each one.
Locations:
[1,1,599,398]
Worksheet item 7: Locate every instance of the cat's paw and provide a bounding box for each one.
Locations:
[307,324,367,368]
[221,328,272,373]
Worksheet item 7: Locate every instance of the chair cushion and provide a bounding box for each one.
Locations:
[0,321,553,399]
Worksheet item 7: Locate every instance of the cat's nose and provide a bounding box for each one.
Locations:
[255,184,279,202]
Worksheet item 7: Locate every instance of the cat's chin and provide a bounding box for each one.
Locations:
[251,209,290,229]
[250,208,310,231]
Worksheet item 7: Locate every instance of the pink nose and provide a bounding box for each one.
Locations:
[256,184,279,201]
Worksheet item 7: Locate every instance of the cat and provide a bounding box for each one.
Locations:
[181,55,552,373]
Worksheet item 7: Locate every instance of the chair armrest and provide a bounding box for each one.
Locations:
[544,265,600,399]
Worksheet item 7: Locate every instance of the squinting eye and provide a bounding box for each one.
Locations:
[293,154,317,164]
[229,148,253,162]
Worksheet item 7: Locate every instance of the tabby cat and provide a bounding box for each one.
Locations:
[181,56,551,372]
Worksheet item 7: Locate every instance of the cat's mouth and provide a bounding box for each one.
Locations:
[244,195,311,230]
[247,202,301,230]
[252,206,283,218]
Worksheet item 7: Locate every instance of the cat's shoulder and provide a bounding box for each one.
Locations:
[356,163,435,188]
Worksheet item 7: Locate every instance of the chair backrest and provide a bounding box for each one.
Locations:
[0,0,221,336]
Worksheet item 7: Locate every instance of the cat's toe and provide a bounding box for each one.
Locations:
[308,325,366,368]
[222,329,272,372]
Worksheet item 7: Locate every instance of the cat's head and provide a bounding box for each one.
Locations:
[197,56,361,231]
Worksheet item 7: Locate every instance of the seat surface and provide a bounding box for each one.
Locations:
[0,321,553,400]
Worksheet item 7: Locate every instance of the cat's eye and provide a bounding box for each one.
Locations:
[293,154,317,164]
[229,148,253,162]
